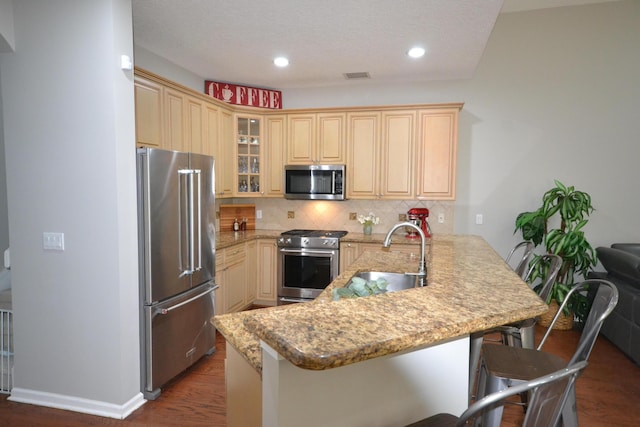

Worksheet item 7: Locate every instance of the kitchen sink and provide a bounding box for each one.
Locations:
[353,271,419,292]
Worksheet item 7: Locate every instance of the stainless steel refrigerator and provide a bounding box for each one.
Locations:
[136,147,217,400]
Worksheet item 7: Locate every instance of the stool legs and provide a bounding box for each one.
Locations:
[469,332,483,402]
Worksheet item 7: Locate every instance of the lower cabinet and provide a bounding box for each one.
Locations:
[216,239,277,315]
[214,252,225,316]
[245,240,257,303]
[216,244,252,314]
[256,239,278,305]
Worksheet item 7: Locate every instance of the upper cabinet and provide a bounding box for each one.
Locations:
[235,115,263,196]
[347,106,459,200]
[416,108,459,200]
[380,110,416,199]
[264,115,287,197]
[134,76,164,148]
[217,109,235,198]
[164,87,187,152]
[287,112,346,164]
[133,68,461,202]
[346,111,380,199]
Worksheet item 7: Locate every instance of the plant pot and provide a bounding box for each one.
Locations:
[539,300,574,330]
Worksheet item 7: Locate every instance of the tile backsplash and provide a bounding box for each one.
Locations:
[217,198,454,235]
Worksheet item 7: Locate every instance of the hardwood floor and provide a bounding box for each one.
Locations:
[1,325,639,426]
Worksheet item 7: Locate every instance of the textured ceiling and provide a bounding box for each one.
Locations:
[132,0,621,89]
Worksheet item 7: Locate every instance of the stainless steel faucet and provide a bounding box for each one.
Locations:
[383,222,427,286]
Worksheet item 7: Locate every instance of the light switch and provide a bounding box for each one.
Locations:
[476,214,484,225]
[43,232,65,251]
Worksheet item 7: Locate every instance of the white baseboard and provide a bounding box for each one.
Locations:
[8,387,146,419]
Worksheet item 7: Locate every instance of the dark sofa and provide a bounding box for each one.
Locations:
[588,243,640,365]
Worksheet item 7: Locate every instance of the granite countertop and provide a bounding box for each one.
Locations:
[216,229,423,250]
[213,228,423,373]
[214,234,548,375]
[216,229,283,250]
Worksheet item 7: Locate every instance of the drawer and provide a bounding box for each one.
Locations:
[224,244,246,265]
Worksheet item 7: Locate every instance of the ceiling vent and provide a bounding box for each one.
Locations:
[343,72,371,80]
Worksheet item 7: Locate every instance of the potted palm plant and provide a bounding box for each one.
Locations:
[514,180,596,328]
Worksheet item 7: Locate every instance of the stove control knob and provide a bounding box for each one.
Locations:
[286,238,292,244]
[278,237,284,244]
[322,240,328,245]
[303,238,309,245]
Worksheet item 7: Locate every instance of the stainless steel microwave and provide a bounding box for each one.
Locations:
[284,164,346,200]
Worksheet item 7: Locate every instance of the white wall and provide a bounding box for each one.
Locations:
[0,0,12,255]
[0,0,142,417]
[281,1,640,259]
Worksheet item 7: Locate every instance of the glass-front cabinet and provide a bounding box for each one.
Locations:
[236,115,262,196]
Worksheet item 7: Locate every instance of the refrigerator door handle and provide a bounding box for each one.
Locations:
[179,168,204,277]
[194,169,202,273]
[153,284,219,317]
[178,169,190,277]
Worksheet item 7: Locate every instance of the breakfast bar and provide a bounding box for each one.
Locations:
[214,234,548,427]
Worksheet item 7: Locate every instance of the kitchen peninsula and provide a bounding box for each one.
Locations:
[214,234,548,427]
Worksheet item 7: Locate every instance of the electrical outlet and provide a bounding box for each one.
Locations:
[256,210,263,219]
[438,213,445,224]
[287,211,295,219]
[475,214,483,225]
[349,212,357,220]
[43,232,65,251]
[399,213,407,221]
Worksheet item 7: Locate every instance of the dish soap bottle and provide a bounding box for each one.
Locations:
[233,218,239,232]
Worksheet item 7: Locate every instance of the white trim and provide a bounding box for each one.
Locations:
[8,388,146,419]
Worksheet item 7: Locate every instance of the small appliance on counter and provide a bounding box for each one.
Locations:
[406,208,431,238]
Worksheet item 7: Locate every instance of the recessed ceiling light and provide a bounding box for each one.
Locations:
[407,47,425,58]
[273,57,289,67]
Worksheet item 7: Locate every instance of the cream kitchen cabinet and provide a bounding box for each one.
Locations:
[164,87,187,152]
[339,242,361,273]
[134,76,164,148]
[380,110,416,199]
[214,252,226,316]
[287,112,346,164]
[347,110,415,199]
[416,108,459,200]
[217,244,252,314]
[346,111,380,198]
[235,114,263,197]
[245,241,257,303]
[134,68,461,202]
[255,239,278,304]
[185,95,205,154]
[165,90,208,155]
[202,103,218,158]
[216,108,235,198]
[263,115,286,197]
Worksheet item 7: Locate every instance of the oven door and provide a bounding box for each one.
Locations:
[277,247,339,303]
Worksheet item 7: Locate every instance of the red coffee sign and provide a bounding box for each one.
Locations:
[205,81,282,109]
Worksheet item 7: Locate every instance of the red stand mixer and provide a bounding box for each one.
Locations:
[406,208,431,238]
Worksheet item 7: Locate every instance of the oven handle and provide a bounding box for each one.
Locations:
[279,297,313,304]
[279,248,337,256]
